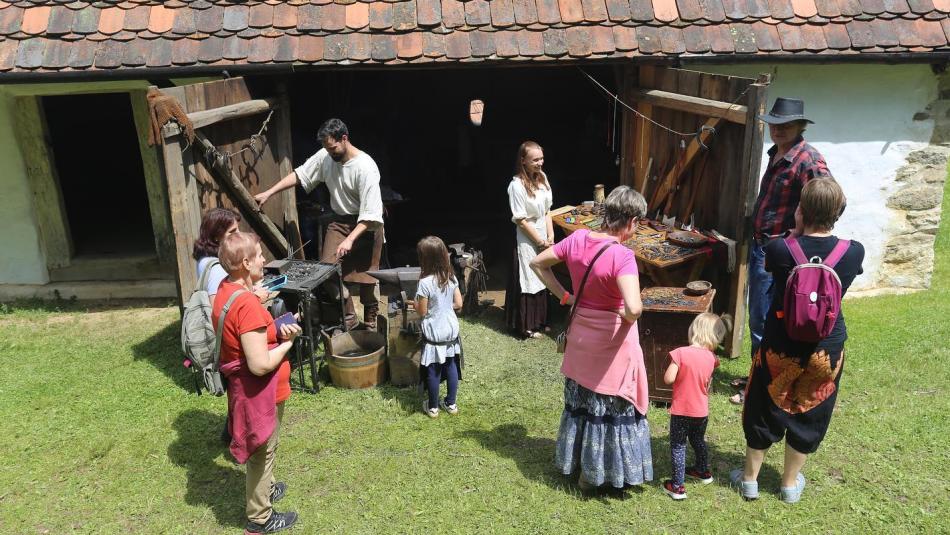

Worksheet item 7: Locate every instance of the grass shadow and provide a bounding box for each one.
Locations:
[0,297,174,314]
[650,433,783,494]
[377,382,424,415]
[167,409,245,529]
[131,320,197,393]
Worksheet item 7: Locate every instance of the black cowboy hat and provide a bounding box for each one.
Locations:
[758,97,814,125]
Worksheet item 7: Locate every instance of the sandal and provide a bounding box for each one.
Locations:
[525,331,544,339]
[729,392,745,405]
[730,377,748,388]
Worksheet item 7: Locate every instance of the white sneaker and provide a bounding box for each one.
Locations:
[440,400,459,415]
[422,399,439,418]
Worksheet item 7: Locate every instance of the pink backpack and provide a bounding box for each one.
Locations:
[782,237,851,343]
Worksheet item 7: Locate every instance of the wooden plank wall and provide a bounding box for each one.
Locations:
[623,66,768,356]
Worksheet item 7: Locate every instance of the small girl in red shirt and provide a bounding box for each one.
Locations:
[662,312,727,500]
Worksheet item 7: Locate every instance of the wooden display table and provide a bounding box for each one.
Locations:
[637,287,715,403]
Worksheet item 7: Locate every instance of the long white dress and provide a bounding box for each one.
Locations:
[507,176,553,295]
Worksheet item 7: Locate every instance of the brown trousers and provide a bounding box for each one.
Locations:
[246,403,284,523]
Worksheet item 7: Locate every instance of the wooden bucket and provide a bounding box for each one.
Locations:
[326,331,387,389]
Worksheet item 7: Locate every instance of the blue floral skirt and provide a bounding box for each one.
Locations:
[554,379,653,488]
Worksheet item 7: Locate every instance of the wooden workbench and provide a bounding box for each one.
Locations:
[552,212,713,287]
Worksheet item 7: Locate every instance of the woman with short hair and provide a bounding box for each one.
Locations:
[733,178,864,504]
[531,186,653,490]
[193,207,242,299]
[213,231,301,533]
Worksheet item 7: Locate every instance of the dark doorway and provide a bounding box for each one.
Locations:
[279,65,621,273]
[43,93,154,256]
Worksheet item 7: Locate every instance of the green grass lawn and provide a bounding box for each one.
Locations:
[3,187,950,534]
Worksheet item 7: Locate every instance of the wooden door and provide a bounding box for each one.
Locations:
[620,67,770,357]
[155,77,302,306]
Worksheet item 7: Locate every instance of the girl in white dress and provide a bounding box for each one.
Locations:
[414,236,464,418]
[504,141,554,339]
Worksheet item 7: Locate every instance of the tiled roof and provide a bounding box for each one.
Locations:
[0,0,948,75]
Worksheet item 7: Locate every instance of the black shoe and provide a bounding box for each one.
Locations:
[270,481,287,503]
[245,510,298,534]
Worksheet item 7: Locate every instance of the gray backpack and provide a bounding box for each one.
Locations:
[181,261,244,396]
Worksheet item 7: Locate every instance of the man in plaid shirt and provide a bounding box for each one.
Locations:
[733,98,831,405]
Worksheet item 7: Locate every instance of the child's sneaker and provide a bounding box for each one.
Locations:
[440,399,459,415]
[663,480,687,500]
[780,473,806,504]
[422,399,439,418]
[686,467,714,484]
[729,468,759,500]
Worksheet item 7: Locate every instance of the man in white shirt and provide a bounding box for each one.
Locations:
[255,118,384,331]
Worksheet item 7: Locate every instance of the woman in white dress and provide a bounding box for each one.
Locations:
[504,141,554,339]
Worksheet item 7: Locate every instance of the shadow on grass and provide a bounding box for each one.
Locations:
[131,320,197,393]
[0,296,174,314]
[378,383,423,415]
[457,423,568,492]
[649,433,783,494]
[168,409,246,529]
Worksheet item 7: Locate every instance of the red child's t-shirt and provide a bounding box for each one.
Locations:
[213,280,291,404]
[669,346,719,418]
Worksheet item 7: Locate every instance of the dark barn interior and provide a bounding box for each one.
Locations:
[276,65,622,277]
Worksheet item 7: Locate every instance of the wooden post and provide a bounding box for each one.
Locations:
[163,132,202,307]
[631,66,655,193]
[130,89,176,266]
[275,81,304,259]
[13,96,73,270]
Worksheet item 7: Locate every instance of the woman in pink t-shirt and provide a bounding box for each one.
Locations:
[661,312,726,500]
[530,186,652,491]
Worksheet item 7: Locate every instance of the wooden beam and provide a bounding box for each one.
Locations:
[274,82,305,259]
[650,117,721,213]
[193,132,290,258]
[631,66,655,193]
[163,132,202,308]
[631,88,748,125]
[131,89,176,266]
[162,98,278,138]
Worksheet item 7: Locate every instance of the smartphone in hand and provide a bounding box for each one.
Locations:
[263,274,288,291]
[274,312,298,332]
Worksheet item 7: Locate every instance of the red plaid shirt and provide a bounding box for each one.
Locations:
[752,137,829,237]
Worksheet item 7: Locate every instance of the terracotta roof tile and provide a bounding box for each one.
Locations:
[171,35,197,63]
[42,38,69,67]
[652,0,679,21]
[490,0,515,26]
[706,23,734,50]
[0,38,17,70]
[836,0,863,15]
[537,0,562,22]
[197,33,223,61]
[22,5,50,34]
[444,29,471,57]
[907,0,935,13]
[47,6,74,34]
[638,23,661,51]
[147,5,172,33]
[392,0,416,30]
[822,20,851,45]
[703,0,727,21]
[297,34,323,60]
[558,0,584,21]
[17,39,46,69]
[112,30,136,42]
[681,23,708,49]
[731,22,757,50]
[465,0,491,25]
[345,3,368,28]
[249,3,273,27]
[94,39,123,68]
[630,0,656,20]
[470,28,495,55]
[792,0,819,16]
[845,19,875,44]
[517,27,544,54]
[417,0,440,25]
[98,5,123,34]
[776,19,805,46]
[222,5,248,31]
[767,0,794,18]
[222,33,248,58]
[172,9,195,33]
[589,22,614,51]
[396,31,423,57]
[441,0,464,26]
[747,0,773,16]
[916,16,947,43]
[273,4,296,28]
[123,37,149,65]
[513,0,539,23]
[883,0,911,13]
[247,34,277,61]
[73,6,101,34]
[750,20,783,50]
[124,5,148,30]
[196,5,222,32]
[297,4,319,30]
[565,25,592,55]
[800,20,828,46]
[494,29,519,55]
[271,33,294,61]
[869,17,899,43]
[676,0,702,19]
[348,31,370,60]
[68,38,96,67]
[423,30,445,56]
[369,2,393,28]
[656,25,683,51]
[813,0,841,16]
[146,36,172,65]
[922,9,945,18]
[860,0,887,14]
[582,0,609,20]
[939,16,950,38]
[543,26,568,54]
[0,6,23,35]
[604,0,630,19]
[720,0,748,19]
[893,17,919,41]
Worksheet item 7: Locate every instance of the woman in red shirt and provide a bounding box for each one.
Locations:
[213,231,301,534]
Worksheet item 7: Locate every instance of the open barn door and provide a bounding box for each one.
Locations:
[619,66,770,357]
[153,77,303,306]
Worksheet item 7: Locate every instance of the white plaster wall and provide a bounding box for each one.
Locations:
[685,63,938,291]
[0,92,47,285]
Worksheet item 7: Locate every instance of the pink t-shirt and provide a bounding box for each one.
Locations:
[669,346,720,418]
[552,229,639,310]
